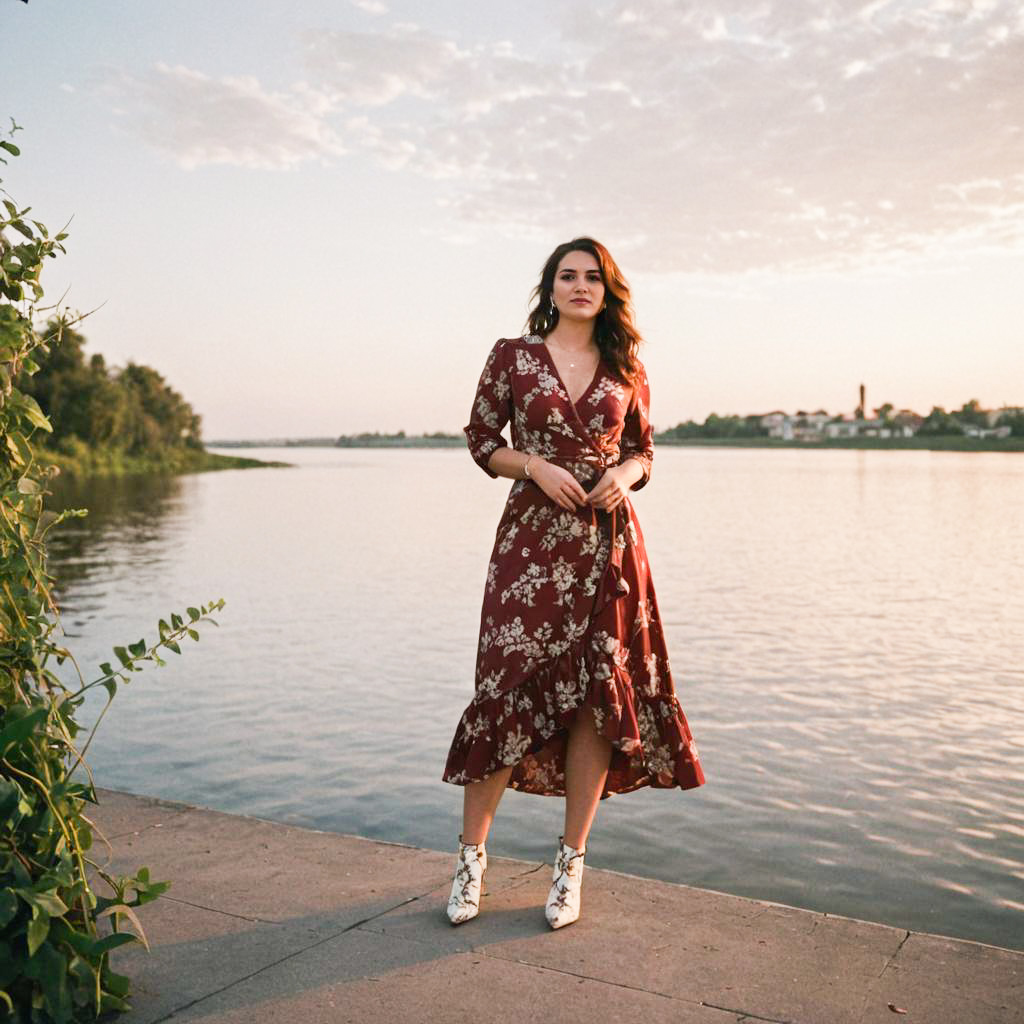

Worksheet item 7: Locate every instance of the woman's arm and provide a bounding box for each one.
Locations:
[487,448,589,511]
[461,341,567,485]
[464,339,512,477]
[486,446,534,480]
[617,365,654,491]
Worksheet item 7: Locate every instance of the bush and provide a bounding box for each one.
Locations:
[1,123,223,1020]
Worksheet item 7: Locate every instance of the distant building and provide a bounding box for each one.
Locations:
[748,394,1015,441]
[791,412,833,440]
[824,417,862,438]
[758,411,792,439]
[892,410,924,433]
[987,406,1024,427]
[963,423,1013,439]
[821,383,922,438]
[824,415,915,439]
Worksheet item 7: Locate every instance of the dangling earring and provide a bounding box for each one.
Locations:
[549,296,556,315]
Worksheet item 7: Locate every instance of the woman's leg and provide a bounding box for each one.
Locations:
[563,708,613,849]
[461,765,514,844]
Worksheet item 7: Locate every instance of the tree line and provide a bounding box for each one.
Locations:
[20,321,203,455]
[915,400,1024,437]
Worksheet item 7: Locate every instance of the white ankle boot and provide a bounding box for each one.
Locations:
[446,834,487,925]
[545,836,586,929]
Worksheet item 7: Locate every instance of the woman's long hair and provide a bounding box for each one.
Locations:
[525,236,643,384]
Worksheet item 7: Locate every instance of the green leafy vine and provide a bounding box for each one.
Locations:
[1,119,224,1021]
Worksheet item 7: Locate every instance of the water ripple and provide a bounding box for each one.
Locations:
[45,446,1024,952]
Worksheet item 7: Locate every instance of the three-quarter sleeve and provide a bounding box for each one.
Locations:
[463,338,512,478]
[619,363,654,490]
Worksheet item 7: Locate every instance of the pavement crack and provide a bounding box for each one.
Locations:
[877,929,912,978]
[512,861,547,878]
[484,875,542,896]
[149,880,450,1024]
[699,1001,794,1022]
[477,950,799,1022]
[475,949,687,1006]
[159,894,282,925]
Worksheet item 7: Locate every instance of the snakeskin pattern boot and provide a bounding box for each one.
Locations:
[446,834,487,925]
[545,835,586,929]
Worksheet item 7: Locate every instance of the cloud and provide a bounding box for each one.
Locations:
[109,1,1024,271]
[106,63,342,170]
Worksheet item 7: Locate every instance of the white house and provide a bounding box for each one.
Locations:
[791,412,832,440]
[759,412,792,439]
[987,407,1023,427]
[824,418,861,438]
[963,423,1013,439]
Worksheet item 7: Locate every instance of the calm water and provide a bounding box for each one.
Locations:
[48,446,1024,951]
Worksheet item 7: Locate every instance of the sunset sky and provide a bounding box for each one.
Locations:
[3,0,1022,438]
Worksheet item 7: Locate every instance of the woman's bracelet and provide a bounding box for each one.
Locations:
[523,454,535,479]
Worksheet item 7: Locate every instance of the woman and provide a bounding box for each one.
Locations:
[442,237,706,930]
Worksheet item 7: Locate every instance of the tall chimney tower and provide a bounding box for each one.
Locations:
[858,383,866,420]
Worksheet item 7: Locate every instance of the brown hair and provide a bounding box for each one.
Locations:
[525,236,643,384]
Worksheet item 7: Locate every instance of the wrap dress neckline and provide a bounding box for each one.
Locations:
[537,338,605,413]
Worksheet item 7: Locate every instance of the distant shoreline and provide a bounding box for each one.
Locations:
[47,446,291,479]
[661,436,1024,452]
[209,435,1024,453]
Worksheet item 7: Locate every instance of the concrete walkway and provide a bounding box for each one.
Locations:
[91,788,1022,1024]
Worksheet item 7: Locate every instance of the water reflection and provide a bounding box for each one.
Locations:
[48,474,186,634]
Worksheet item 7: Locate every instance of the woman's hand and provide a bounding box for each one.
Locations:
[585,461,642,512]
[529,458,589,512]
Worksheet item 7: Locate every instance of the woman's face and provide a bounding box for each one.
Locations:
[551,249,605,323]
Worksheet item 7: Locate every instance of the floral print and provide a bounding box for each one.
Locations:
[546,836,587,929]
[447,838,487,925]
[442,334,706,798]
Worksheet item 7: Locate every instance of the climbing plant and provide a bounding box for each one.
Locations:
[1,122,224,1021]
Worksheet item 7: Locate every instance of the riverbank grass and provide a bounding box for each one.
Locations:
[43,441,290,478]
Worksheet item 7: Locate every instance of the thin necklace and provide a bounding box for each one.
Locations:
[547,338,597,369]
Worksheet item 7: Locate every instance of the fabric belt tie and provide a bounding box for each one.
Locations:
[526,450,630,609]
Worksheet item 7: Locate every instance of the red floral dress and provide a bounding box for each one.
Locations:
[442,334,706,799]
